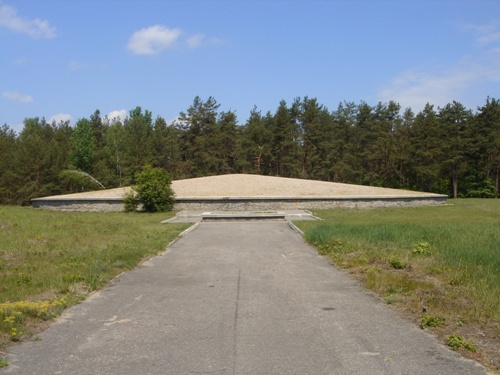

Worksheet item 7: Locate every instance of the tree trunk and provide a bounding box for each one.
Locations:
[450,166,458,199]
[496,166,499,199]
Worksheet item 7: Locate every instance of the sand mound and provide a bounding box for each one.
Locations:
[36,174,440,200]
[172,174,438,198]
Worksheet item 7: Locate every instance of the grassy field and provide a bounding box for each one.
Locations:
[0,202,498,371]
[0,207,190,352]
[295,199,500,371]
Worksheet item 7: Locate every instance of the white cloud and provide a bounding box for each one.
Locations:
[106,109,127,123]
[378,23,500,112]
[68,60,106,71]
[477,31,500,46]
[127,25,181,55]
[167,116,181,125]
[0,4,56,39]
[464,22,500,46]
[3,91,33,103]
[378,67,472,112]
[187,34,205,48]
[48,113,71,125]
[68,61,89,70]
[13,57,28,66]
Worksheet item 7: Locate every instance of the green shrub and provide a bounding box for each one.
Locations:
[420,314,445,329]
[389,257,406,269]
[129,165,175,213]
[446,334,477,352]
[123,191,140,212]
[412,242,431,256]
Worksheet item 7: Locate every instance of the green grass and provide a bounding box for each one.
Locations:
[296,199,500,371]
[0,207,190,349]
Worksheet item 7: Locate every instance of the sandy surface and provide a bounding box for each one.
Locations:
[172,174,438,197]
[36,174,441,200]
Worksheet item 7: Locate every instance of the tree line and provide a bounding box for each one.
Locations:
[1,96,499,205]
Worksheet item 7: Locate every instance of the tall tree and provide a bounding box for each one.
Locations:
[215,110,238,174]
[90,109,104,148]
[70,118,96,173]
[372,101,402,187]
[392,107,414,189]
[123,106,154,180]
[438,101,472,198]
[151,116,181,177]
[475,97,500,197]
[101,119,126,187]
[353,101,378,185]
[15,118,71,203]
[239,108,275,175]
[299,97,333,180]
[410,104,447,193]
[0,125,19,204]
[330,102,357,182]
[178,96,221,177]
[271,100,301,177]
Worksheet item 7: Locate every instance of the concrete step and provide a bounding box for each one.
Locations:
[202,214,286,222]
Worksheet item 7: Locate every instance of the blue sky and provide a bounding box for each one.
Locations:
[1,0,499,132]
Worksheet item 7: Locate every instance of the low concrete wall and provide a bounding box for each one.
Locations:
[31,198,125,212]
[174,196,447,210]
[31,195,447,211]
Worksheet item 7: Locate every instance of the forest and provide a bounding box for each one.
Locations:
[1,96,499,205]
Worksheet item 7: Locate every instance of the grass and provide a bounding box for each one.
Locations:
[0,206,190,352]
[295,199,500,371]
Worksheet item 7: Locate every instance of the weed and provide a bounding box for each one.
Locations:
[384,294,403,305]
[16,275,32,285]
[10,327,22,341]
[63,274,85,283]
[446,334,477,352]
[0,359,7,368]
[389,257,406,269]
[420,314,446,329]
[413,242,431,256]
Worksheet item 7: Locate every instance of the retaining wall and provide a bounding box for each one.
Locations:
[31,195,447,211]
[31,198,124,212]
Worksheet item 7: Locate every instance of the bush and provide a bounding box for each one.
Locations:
[446,334,477,352]
[420,314,445,329]
[412,242,431,256]
[128,165,175,212]
[389,257,407,269]
[123,191,140,212]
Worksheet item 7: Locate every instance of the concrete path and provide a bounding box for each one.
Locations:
[2,222,485,375]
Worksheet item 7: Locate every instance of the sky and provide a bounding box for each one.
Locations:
[1,0,500,133]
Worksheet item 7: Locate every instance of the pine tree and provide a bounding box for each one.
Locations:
[410,104,447,193]
[178,96,221,177]
[299,97,333,180]
[438,101,472,198]
[151,116,181,177]
[70,118,96,173]
[475,97,500,197]
[123,106,154,180]
[271,100,301,177]
[0,124,19,204]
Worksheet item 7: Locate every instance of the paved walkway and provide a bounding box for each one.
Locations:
[2,222,485,374]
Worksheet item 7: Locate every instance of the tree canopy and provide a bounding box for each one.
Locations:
[1,95,499,205]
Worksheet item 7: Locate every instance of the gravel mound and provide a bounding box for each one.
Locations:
[36,174,440,200]
[172,174,438,197]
